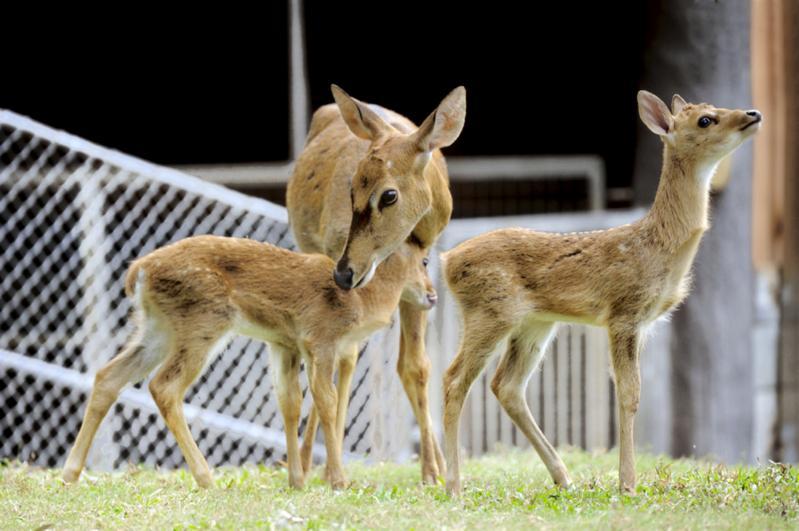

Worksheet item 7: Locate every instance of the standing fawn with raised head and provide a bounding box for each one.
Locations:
[287,84,465,483]
[441,91,762,495]
[62,236,435,489]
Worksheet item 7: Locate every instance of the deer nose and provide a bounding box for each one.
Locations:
[333,265,354,290]
[746,110,762,119]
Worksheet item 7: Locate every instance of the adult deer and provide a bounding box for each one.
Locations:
[62,236,436,489]
[441,91,761,494]
[287,85,466,483]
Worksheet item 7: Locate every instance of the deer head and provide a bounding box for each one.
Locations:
[399,246,437,311]
[638,90,762,184]
[331,84,466,289]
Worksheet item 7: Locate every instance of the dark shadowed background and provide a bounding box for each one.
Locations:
[1,2,648,190]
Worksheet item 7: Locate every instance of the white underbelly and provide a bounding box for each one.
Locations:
[340,320,390,345]
[233,314,290,346]
[530,310,605,327]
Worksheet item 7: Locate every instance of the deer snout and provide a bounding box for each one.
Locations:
[425,292,438,309]
[741,110,762,131]
[333,262,355,290]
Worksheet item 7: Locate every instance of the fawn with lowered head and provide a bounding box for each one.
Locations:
[441,91,762,494]
[62,236,435,489]
[287,84,465,483]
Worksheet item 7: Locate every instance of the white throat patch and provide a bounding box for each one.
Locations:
[358,259,378,288]
[697,161,721,188]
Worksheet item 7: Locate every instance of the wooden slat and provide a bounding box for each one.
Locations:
[583,328,597,449]
[542,338,556,446]
[469,372,486,454]
[461,387,473,455]
[596,327,609,449]
[522,354,541,451]
[750,0,799,463]
[484,358,499,451]
[587,326,611,450]
[556,329,570,447]
[499,360,514,447]
[570,327,583,447]
[778,0,799,462]
[752,0,787,269]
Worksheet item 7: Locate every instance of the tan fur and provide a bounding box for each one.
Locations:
[287,85,463,283]
[62,236,434,490]
[441,91,762,495]
[286,85,465,482]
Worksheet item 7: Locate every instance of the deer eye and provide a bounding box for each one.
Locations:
[379,189,398,209]
[422,257,429,268]
[698,116,713,128]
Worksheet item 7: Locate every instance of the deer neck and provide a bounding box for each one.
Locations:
[410,155,453,249]
[644,145,718,253]
[355,252,410,316]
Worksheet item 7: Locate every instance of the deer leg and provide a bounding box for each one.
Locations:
[270,346,304,488]
[308,352,347,489]
[316,344,358,483]
[442,317,513,495]
[299,403,319,475]
[397,300,443,484]
[63,336,163,483]
[335,344,358,456]
[490,322,571,488]
[299,358,318,474]
[608,324,642,494]
[298,345,355,482]
[149,334,228,489]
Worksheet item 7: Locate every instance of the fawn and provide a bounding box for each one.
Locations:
[441,91,762,494]
[62,236,435,489]
[287,84,465,483]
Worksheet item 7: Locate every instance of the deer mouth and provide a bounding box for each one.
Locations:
[740,116,762,131]
[422,292,438,309]
[352,259,377,289]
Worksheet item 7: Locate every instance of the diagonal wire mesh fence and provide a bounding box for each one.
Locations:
[0,110,409,471]
[0,109,670,477]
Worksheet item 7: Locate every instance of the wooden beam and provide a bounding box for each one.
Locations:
[776,0,799,463]
[751,0,787,270]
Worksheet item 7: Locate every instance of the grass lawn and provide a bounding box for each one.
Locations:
[1,448,797,529]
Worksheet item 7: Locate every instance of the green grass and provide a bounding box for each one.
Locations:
[1,448,797,529]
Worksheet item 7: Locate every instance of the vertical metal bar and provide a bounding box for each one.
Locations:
[74,164,120,471]
[289,0,310,160]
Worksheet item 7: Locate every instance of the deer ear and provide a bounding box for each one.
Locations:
[411,86,466,152]
[671,94,687,115]
[638,90,674,136]
[331,84,391,141]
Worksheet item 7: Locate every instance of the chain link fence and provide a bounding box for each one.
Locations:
[0,109,673,475]
[0,111,410,472]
